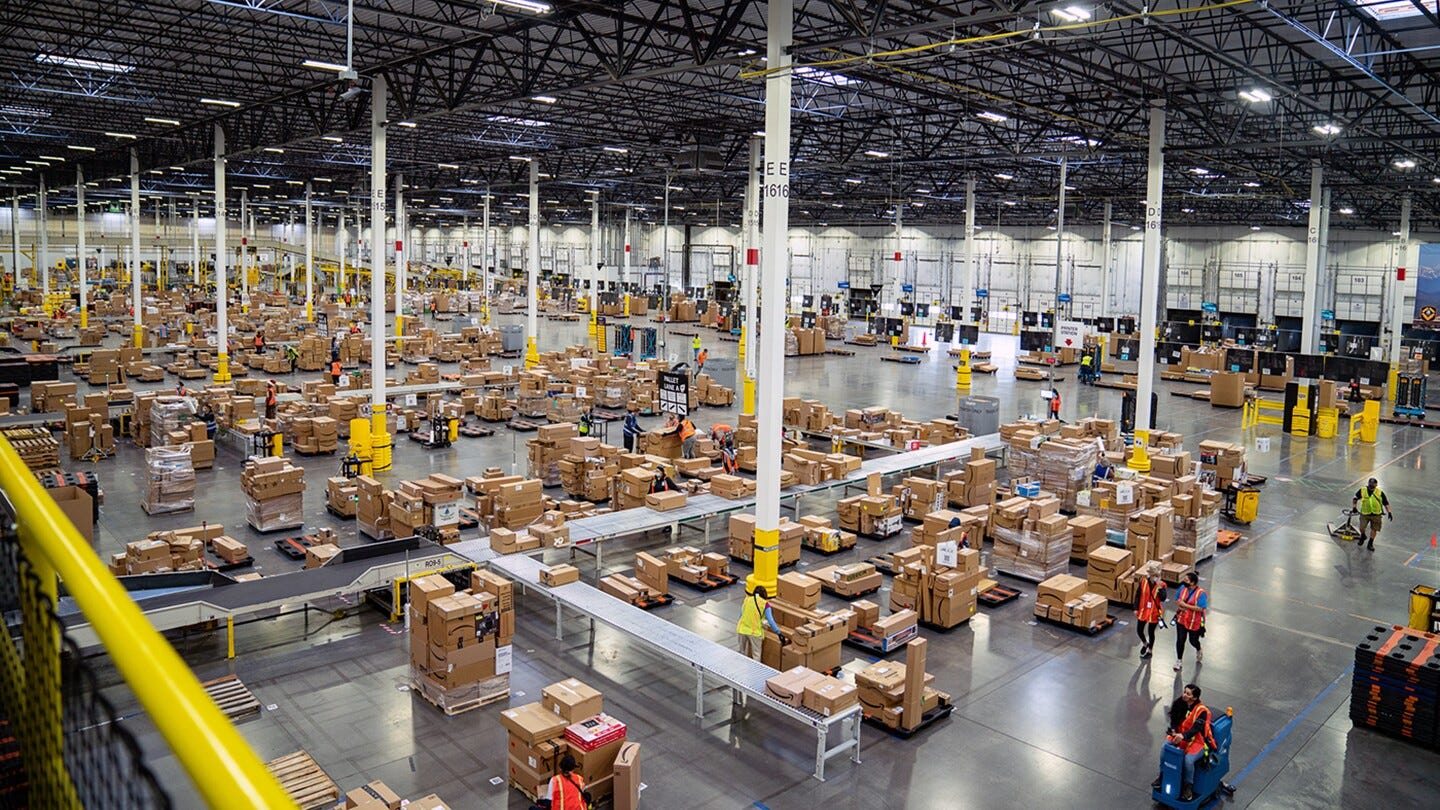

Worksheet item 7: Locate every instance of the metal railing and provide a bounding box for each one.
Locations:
[0,437,295,809]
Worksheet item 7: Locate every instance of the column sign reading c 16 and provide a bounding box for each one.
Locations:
[658,371,689,417]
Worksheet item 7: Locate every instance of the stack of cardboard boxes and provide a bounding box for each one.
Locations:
[691,373,735,407]
[761,572,854,673]
[764,666,860,717]
[988,494,1072,581]
[893,477,946,521]
[806,562,882,597]
[87,349,120,384]
[943,447,997,508]
[1085,546,1138,604]
[529,511,572,549]
[240,456,306,532]
[409,572,512,714]
[142,445,195,514]
[356,476,396,539]
[888,543,985,629]
[708,473,756,500]
[1069,514,1108,560]
[600,551,669,605]
[727,514,803,565]
[389,474,465,542]
[836,475,904,538]
[290,416,339,454]
[1034,573,1110,631]
[63,398,116,460]
[558,437,620,502]
[855,639,948,731]
[1198,440,1246,489]
[501,679,638,808]
[487,477,546,530]
[796,514,857,553]
[327,476,359,517]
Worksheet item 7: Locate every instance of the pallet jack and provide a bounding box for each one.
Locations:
[412,416,457,449]
[976,578,1022,608]
[1327,508,1364,544]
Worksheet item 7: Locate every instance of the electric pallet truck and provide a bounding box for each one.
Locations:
[1327,508,1365,544]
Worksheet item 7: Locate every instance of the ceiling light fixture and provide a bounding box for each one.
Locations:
[487,115,548,128]
[1003,201,1017,207]
[322,135,344,143]
[104,131,137,139]
[1394,158,1417,169]
[1243,181,1261,188]
[1190,167,1210,175]
[1052,6,1092,23]
[532,95,557,104]
[994,173,1014,180]
[1251,225,1262,231]
[865,150,889,158]
[490,0,552,13]
[35,53,134,73]
[437,163,460,169]
[844,178,862,185]
[508,155,531,162]
[263,147,284,154]
[1238,88,1272,104]
[1339,207,1354,215]
[302,59,349,72]
[793,66,858,86]
[602,146,628,153]
[1313,123,1342,136]
[978,111,1009,123]
[200,97,241,108]
[144,117,181,126]
[67,145,96,152]
[396,121,417,128]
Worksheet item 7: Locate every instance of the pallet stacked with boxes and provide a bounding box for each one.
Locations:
[836,474,904,538]
[501,678,639,807]
[988,494,1072,581]
[142,445,195,514]
[1034,573,1111,632]
[797,514,857,553]
[599,551,669,605]
[761,572,854,673]
[355,476,396,540]
[409,572,512,715]
[855,639,949,732]
[943,447,997,508]
[728,514,803,565]
[888,543,986,629]
[390,474,464,542]
[558,436,620,502]
[240,456,306,532]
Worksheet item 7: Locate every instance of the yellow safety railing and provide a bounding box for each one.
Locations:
[1242,397,1285,430]
[0,437,296,809]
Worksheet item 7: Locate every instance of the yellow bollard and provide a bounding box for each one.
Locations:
[1127,429,1152,472]
[306,299,313,322]
[525,336,540,369]
[270,431,283,457]
[956,349,971,391]
[448,417,459,443]
[1291,404,1310,437]
[349,416,373,475]
[371,406,392,471]
[1388,363,1399,404]
[1316,407,1338,439]
[227,616,235,660]
[623,294,631,317]
[213,352,231,384]
[746,526,779,599]
[132,322,144,348]
[742,374,756,416]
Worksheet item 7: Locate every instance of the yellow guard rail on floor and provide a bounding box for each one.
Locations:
[0,437,296,809]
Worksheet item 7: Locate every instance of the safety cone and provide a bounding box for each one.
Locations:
[922,331,927,346]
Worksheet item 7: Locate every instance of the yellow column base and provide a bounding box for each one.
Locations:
[132,323,144,348]
[525,336,540,369]
[623,295,631,317]
[1127,429,1151,472]
[227,615,235,660]
[213,354,231,383]
[270,432,283,457]
[349,416,373,475]
[1360,400,1380,444]
[737,327,747,366]
[957,350,971,391]
[746,526,779,597]
[1388,364,1399,404]
[395,313,404,336]
[306,300,313,322]
[371,409,392,472]
[742,375,756,416]
[79,311,88,329]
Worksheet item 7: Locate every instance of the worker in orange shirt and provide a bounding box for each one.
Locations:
[264,380,278,420]
[330,358,342,386]
[537,754,589,810]
[678,413,698,459]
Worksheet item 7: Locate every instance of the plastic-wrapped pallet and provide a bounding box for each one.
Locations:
[149,396,196,448]
[142,445,195,515]
[1034,439,1100,511]
[1174,511,1219,562]
[784,329,799,357]
[989,523,1071,581]
[240,457,307,532]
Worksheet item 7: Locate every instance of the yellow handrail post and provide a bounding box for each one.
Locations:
[227,615,236,660]
[16,542,80,809]
[0,437,296,809]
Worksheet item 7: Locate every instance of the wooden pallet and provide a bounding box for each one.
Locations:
[1217,530,1243,548]
[201,675,262,722]
[881,355,922,365]
[825,348,856,356]
[507,418,542,431]
[266,750,339,810]
[1037,613,1117,636]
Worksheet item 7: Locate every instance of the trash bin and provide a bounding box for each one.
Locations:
[703,357,737,393]
[956,395,999,437]
[498,324,525,353]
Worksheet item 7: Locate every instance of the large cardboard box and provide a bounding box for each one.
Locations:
[764,666,826,707]
[612,742,641,810]
[499,702,568,746]
[48,485,94,543]
[344,781,402,810]
[541,678,604,723]
[777,571,822,609]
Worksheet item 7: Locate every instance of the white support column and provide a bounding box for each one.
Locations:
[1133,102,1165,455]
[130,149,142,348]
[1053,158,1067,346]
[240,190,249,311]
[461,215,469,288]
[623,207,631,286]
[213,124,231,382]
[1300,161,1323,354]
[191,197,200,286]
[394,174,405,334]
[741,137,761,413]
[750,0,793,597]
[1318,188,1333,336]
[1100,200,1113,317]
[9,195,19,290]
[38,177,48,297]
[589,193,599,338]
[1389,195,1413,368]
[525,160,540,367]
[304,181,314,320]
[369,75,392,471]
[338,211,347,294]
[893,205,903,307]
[76,167,87,327]
[482,193,491,322]
[962,177,976,316]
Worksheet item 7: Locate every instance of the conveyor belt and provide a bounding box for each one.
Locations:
[61,537,470,648]
[488,553,861,780]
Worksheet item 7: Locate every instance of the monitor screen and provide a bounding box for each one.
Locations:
[1020,331,1050,352]
[900,302,916,317]
[1094,317,1116,333]
[915,303,930,319]
[1039,312,1055,329]
[1022,311,1039,327]
[1256,351,1288,376]
[1225,348,1255,372]
[933,322,955,342]
[1116,317,1137,335]
[802,295,814,309]
[957,324,980,344]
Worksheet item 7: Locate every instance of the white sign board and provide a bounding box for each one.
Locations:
[495,645,513,675]
[432,501,459,526]
[1116,483,1135,505]
[1058,320,1087,349]
[404,393,418,407]
[936,540,958,569]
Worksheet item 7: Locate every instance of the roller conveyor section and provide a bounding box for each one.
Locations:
[487,553,861,781]
[61,537,472,649]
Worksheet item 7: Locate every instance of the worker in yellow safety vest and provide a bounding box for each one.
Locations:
[1351,477,1394,551]
[736,586,783,661]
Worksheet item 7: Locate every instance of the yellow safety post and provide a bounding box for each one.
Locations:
[447,417,459,443]
[306,299,313,322]
[185,321,194,337]
[742,373,756,416]
[371,405,392,471]
[737,322,747,367]
[1316,407,1338,439]
[214,351,231,384]
[747,526,779,599]
[270,431,283,457]
[227,616,235,660]
[0,438,297,809]
[349,416,373,476]
[132,322,144,349]
[1360,400,1379,443]
[956,348,971,391]
[1388,363,1399,404]
[1128,429,1152,472]
[391,578,404,622]
[623,294,631,317]
[525,336,540,369]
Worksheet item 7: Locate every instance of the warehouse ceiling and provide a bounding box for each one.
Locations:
[2,0,1439,233]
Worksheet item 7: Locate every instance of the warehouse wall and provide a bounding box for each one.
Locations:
[4,206,1430,327]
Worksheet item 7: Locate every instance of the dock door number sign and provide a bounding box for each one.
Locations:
[658,371,690,417]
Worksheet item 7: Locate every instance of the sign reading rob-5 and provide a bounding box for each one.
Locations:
[658,370,690,417]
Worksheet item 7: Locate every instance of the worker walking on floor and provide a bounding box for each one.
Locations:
[1172,572,1207,671]
[696,347,708,374]
[264,380,278,420]
[1049,387,1063,422]
[1351,477,1393,551]
[736,585,783,661]
[691,334,702,361]
[330,357,342,385]
[679,414,697,459]
[1134,564,1167,660]
[622,406,642,453]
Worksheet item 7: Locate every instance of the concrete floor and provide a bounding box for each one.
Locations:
[62,313,1440,808]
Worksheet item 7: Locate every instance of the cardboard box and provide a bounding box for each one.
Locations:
[48,485,94,543]
[802,676,860,716]
[777,572,822,609]
[764,666,826,707]
[344,781,402,810]
[645,490,688,511]
[540,564,581,587]
[612,742,641,810]
[542,678,604,723]
[499,702,569,746]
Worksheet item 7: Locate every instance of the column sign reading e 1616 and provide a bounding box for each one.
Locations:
[762,161,789,198]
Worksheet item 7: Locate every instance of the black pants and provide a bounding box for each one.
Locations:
[1137,620,1157,649]
[1176,624,1202,660]
[624,433,636,452]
